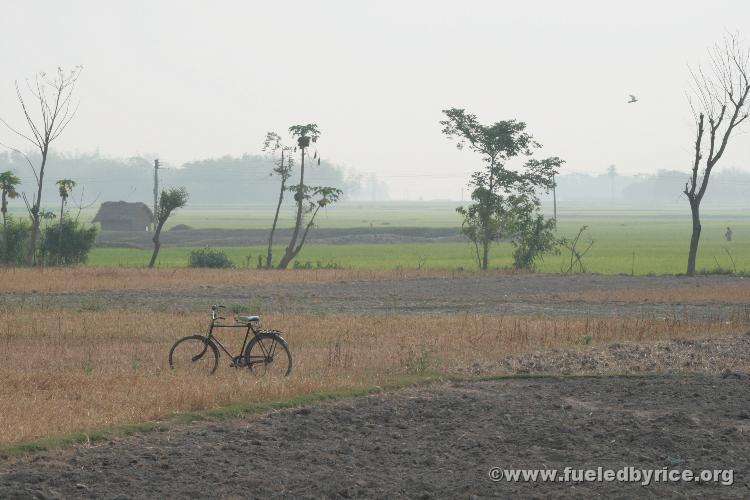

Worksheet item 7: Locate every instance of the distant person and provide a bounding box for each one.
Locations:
[725,226,733,242]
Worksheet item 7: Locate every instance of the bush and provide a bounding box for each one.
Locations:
[509,201,561,271]
[40,219,97,265]
[188,247,234,268]
[0,217,31,265]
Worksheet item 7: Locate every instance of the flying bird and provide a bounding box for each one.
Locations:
[627,94,638,103]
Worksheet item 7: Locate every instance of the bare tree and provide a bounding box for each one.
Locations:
[149,187,188,268]
[684,34,750,275]
[0,66,83,265]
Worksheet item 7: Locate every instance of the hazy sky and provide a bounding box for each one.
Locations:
[1,0,750,200]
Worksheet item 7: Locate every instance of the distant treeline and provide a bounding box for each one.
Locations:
[545,169,750,207]
[0,151,390,209]
[2,150,748,209]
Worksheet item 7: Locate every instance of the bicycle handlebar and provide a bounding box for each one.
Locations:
[211,304,226,320]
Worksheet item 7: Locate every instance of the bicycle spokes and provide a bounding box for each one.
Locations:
[244,334,292,377]
[169,336,219,375]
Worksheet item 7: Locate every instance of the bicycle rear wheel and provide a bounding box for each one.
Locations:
[244,333,292,377]
[169,335,219,375]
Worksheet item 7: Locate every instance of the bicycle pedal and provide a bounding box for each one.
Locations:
[231,356,248,368]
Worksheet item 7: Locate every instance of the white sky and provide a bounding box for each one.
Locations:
[1,0,749,200]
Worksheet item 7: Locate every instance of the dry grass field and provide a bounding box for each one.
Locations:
[1,308,748,446]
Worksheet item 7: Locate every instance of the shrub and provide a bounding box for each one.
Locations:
[39,219,98,265]
[0,217,31,265]
[509,200,561,271]
[188,247,234,268]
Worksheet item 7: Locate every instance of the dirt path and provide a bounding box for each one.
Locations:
[2,274,748,320]
[1,373,748,499]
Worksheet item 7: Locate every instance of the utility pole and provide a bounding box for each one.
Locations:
[552,172,557,231]
[153,158,160,229]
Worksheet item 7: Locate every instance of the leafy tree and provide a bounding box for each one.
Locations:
[441,108,562,269]
[39,219,96,266]
[262,131,293,269]
[148,187,188,268]
[684,34,750,275]
[277,124,343,269]
[0,66,83,265]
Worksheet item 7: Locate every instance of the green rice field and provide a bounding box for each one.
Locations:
[87,203,750,275]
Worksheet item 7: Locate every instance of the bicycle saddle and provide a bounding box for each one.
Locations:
[237,315,260,323]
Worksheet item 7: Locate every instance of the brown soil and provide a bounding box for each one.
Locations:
[1,370,748,498]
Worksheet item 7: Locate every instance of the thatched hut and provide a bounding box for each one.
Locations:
[93,201,153,231]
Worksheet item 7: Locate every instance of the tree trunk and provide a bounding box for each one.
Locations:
[266,155,287,269]
[148,221,165,268]
[1,193,7,264]
[278,147,306,269]
[58,198,65,265]
[472,240,481,269]
[686,200,701,276]
[283,205,320,265]
[480,208,490,270]
[26,149,48,266]
[481,237,489,270]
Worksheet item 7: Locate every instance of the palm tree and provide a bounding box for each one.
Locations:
[55,179,76,265]
[278,124,320,269]
[56,179,76,224]
[0,170,21,230]
[0,171,21,264]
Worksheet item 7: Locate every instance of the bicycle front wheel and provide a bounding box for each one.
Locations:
[169,335,219,375]
[244,333,292,377]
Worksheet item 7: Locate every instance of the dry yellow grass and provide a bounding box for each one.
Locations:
[553,282,750,304]
[0,267,511,293]
[0,308,747,445]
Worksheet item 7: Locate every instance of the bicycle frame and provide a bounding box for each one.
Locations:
[203,314,279,366]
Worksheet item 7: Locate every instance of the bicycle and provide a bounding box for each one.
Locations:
[168,304,292,376]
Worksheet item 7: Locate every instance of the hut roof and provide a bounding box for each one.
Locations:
[93,201,153,222]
